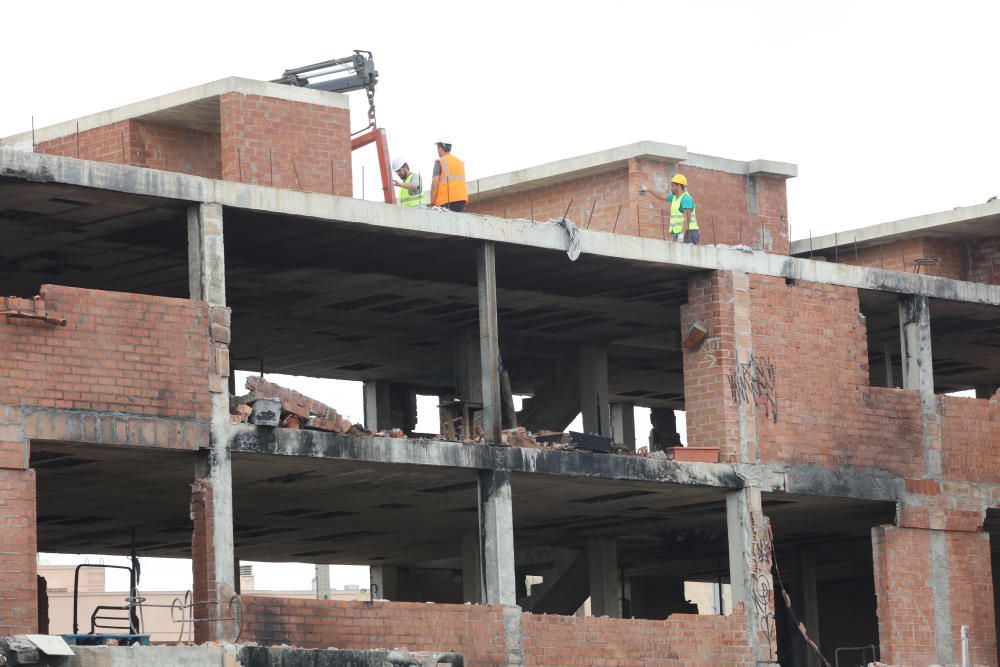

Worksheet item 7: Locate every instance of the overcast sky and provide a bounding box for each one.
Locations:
[6,0,998,594]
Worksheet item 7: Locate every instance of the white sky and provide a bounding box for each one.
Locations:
[8,0,996,592]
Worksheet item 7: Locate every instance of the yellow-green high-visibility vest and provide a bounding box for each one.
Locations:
[669,191,698,234]
[398,172,423,207]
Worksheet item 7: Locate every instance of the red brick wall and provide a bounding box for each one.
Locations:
[520,607,753,666]
[36,120,221,178]
[219,93,352,195]
[681,272,925,474]
[873,525,997,666]
[240,597,507,665]
[971,238,1000,284]
[941,395,1000,484]
[0,467,38,634]
[469,159,790,253]
[841,237,966,279]
[0,285,210,421]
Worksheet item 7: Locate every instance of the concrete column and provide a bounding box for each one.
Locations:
[587,538,621,618]
[363,380,392,431]
[477,242,502,444]
[462,530,483,603]
[578,343,611,437]
[315,564,330,600]
[975,384,997,399]
[648,407,681,451]
[477,469,516,605]
[610,402,636,451]
[727,486,777,663]
[898,295,933,397]
[371,565,399,600]
[800,550,821,667]
[899,294,942,478]
[455,329,483,403]
[188,202,236,643]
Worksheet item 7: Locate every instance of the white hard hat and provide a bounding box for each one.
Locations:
[434,136,454,146]
[391,157,406,171]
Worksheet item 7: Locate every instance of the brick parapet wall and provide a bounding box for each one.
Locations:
[836,237,966,279]
[971,237,1000,285]
[240,597,508,664]
[520,606,753,665]
[240,596,755,666]
[35,120,221,178]
[469,159,790,253]
[0,285,211,421]
[872,525,997,666]
[941,395,1000,485]
[219,93,352,196]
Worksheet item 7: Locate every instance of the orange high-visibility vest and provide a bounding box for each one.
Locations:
[433,153,468,205]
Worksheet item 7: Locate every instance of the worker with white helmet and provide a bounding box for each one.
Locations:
[391,157,423,207]
[429,136,468,212]
[639,173,700,244]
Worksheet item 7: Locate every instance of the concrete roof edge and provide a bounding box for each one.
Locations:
[747,159,798,179]
[3,149,999,307]
[469,141,688,198]
[789,198,1000,255]
[0,77,349,147]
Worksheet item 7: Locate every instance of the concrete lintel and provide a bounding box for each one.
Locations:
[789,198,1000,256]
[4,149,1000,307]
[469,141,687,200]
[226,424,742,488]
[1,77,349,149]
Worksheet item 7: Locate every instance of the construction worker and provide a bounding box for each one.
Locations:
[392,158,423,207]
[641,174,699,244]
[430,137,468,212]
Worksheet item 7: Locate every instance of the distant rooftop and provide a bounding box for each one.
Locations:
[790,198,1000,256]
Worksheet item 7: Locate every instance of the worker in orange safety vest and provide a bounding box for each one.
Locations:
[430,136,468,211]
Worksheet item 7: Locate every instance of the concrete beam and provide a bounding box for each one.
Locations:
[587,538,621,618]
[478,242,502,444]
[228,424,744,488]
[610,402,636,451]
[579,343,611,437]
[477,470,516,606]
[5,150,1000,307]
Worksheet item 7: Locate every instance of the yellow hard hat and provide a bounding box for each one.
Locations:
[671,174,688,187]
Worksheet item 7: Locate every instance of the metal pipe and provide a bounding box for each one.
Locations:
[961,625,970,667]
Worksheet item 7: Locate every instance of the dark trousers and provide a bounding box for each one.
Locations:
[444,201,466,212]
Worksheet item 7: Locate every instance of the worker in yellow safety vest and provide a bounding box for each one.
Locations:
[392,158,424,207]
[430,136,468,212]
[640,173,700,244]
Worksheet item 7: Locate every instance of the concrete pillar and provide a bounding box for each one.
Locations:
[899,294,942,478]
[315,564,330,600]
[477,242,502,444]
[726,486,777,663]
[363,380,392,431]
[800,550,821,667]
[975,384,997,399]
[455,329,483,403]
[188,202,236,643]
[610,402,636,451]
[587,538,621,618]
[579,343,611,437]
[371,565,399,600]
[478,469,516,605]
[898,295,933,397]
[462,530,483,603]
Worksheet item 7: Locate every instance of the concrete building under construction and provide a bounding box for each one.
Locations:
[0,74,999,666]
